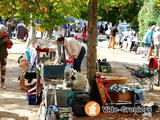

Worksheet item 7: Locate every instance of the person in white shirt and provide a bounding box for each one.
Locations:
[153,26,160,58]
[57,36,86,72]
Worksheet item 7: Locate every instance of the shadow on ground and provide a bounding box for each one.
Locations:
[0,111,28,120]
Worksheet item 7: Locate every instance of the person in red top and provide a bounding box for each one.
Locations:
[82,23,87,42]
[99,24,105,34]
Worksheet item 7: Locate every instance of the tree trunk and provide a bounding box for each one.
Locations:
[87,0,101,105]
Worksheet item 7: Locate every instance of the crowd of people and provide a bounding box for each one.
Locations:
[0,18,28,41]
[0,18,135,89]
[1,17,159,89]
[97,20,138,51]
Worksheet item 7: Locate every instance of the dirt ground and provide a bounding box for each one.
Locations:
[0,40,160,120]
[0,40,39,120]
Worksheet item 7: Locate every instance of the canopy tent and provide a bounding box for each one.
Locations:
[66,17,75,21]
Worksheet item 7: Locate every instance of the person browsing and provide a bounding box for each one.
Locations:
[57,36,86,72]
[0,24,13,88]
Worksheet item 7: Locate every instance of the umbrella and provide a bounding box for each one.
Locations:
[66,17,75,21]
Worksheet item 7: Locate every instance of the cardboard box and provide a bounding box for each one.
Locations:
[118,92,133,101]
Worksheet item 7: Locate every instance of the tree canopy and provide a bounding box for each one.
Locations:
[79,0,143,31]
[0,0,139,31]
[138,0,160,35]
[0,0,88,31]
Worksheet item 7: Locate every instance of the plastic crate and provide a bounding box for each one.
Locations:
[41,63,65,79]
[27,92,42,105]
[45,88,72,108]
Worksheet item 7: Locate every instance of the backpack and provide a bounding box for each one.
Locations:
[133,68,154,78]
[46,105,59,120]
[149,57,158,70]
[97,58,112,73]
[71,93,89,117]
[134,69,149,78]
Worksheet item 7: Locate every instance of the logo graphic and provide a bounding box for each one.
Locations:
[85,101,100,117]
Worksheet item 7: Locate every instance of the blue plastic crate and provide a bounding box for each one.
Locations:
[41,63,65,79]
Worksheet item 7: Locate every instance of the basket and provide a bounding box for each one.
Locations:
[41,63,65,79]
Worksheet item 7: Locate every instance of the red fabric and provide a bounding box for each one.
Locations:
[82,32,86,40]
[74,36,78,40]
[96,75,107,105]
[149,57,158,70]
[36,48,49,52]
[24,31,27,37]
[66,59,74,63]
[17,31,20,38]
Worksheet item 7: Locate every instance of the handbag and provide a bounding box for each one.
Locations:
[71,93,89,117]
[24,56,37,83]
[97,58,112,73]
[132,87,144,101]
[24,71,37,83]
[149,57,158,70]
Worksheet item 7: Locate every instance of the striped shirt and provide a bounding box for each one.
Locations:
[65,38,82,58]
